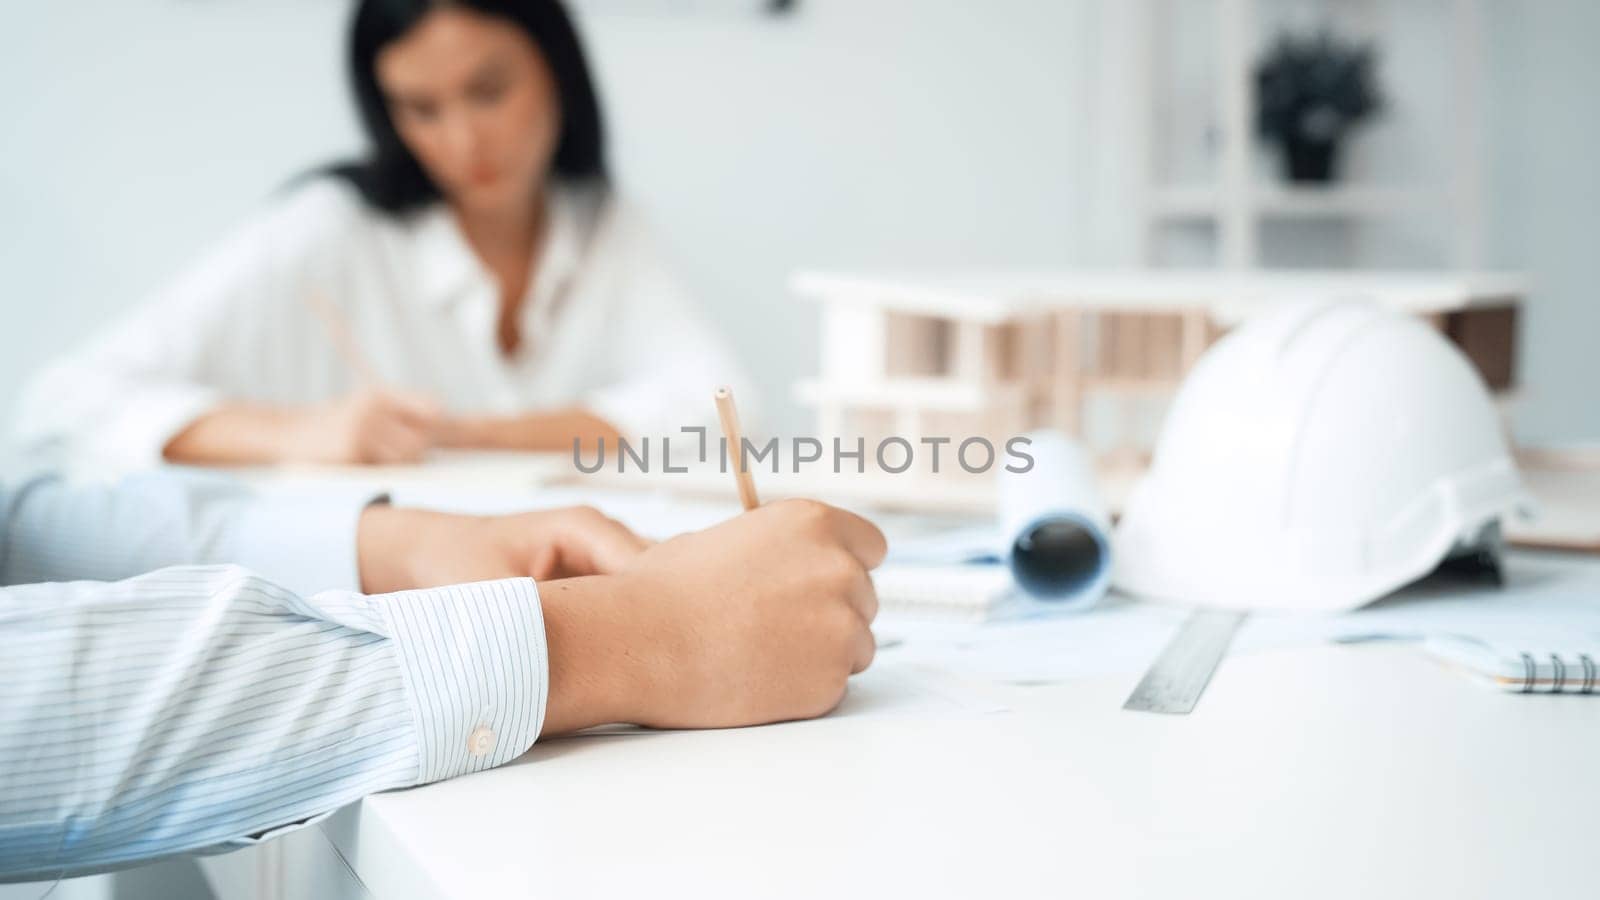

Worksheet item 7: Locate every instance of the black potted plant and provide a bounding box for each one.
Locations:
[1254,30,1383,183]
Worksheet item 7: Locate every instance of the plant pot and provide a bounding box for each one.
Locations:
[1283,138,1340,183]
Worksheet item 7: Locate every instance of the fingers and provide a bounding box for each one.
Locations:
[837,562,877,673]
[556,507,652,576]
[365,417,433,464]
[764,500,889,570]
[846,563,880,624]
[739,500,883,624]
[375,390,443,427]
[827,506,889,571]
[849,618,876,675]
[819,593,878,683]
[820,551,880,626]
[522,543,564,582]
[508,507,652,580]
[341,390,440,463]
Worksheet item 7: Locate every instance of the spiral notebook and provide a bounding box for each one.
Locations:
[1424,631,1600,694]
[872,564,1016,621]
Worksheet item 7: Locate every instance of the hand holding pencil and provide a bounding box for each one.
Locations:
[293,288,442,464]
[591,495,887,728]
[278,388,442,465]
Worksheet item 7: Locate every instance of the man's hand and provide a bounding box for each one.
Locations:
[539,500,887,734]
[357,505,651,594]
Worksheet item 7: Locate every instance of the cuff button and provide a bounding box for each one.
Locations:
[467,726,496,758]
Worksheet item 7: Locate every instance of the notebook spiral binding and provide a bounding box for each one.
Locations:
[1519,652,1598,694]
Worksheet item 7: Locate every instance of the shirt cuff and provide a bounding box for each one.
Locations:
[378,578,549,785]
[230,486,385,595]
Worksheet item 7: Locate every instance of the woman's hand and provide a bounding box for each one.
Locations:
[284,389,443,465]
[163,391,440,466]
[357,504,651,594]
[433,408,621,454]
[538,500,887,733]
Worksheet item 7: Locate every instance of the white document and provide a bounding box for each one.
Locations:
[877,596,1191,684]
[876,553,1600,685]
[873,563,1017,621]
[886,524,1005,565]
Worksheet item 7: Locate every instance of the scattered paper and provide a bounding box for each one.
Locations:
[875,553,1600,685]
[878,597,1189,684]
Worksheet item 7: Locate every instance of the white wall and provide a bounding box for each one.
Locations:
[588,0,1095,429]
[2,0,1596,441]
[0,0,361,429]
[0,0,1093,435]
[1483,0,1600,443]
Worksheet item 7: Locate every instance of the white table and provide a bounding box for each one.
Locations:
[178,468,1596,899]
[205,639,1600,900]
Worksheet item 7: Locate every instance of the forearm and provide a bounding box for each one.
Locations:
[0,569,549,882]
[163,404,302,465]
[537,576,657,734]
[1,473,372,592]
[437,408,621,453]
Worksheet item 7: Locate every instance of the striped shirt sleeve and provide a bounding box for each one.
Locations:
[0,567,548,884]
[0,471,379,596]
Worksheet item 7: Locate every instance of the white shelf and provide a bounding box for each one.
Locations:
[794,377,1025,413]
[1127,0,1484,267]
[1256,185,1437,218]
[1147,186,1222,220]
[1149,185,1439,221]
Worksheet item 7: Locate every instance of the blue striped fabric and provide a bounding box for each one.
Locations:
[0,476,548,883]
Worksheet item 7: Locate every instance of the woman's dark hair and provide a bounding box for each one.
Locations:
[330,0,607,214]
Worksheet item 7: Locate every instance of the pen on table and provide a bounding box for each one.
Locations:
[714,386,760,510]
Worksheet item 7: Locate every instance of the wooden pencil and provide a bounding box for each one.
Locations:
[305,288,384,387]
[714,386,760,510]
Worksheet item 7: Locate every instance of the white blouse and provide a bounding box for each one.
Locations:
[14,178,748,469]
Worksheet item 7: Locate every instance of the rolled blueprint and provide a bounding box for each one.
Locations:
[998,431,1112,608]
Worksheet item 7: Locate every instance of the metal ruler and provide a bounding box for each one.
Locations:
[1123,609,1247,714]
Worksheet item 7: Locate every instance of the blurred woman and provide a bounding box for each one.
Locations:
[16,0,746,467]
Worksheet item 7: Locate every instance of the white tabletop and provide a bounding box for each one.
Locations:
[177,466,1595,900]
[312,641,1599,900]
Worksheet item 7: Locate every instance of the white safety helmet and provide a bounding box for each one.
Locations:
[1113,298,1526,613]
